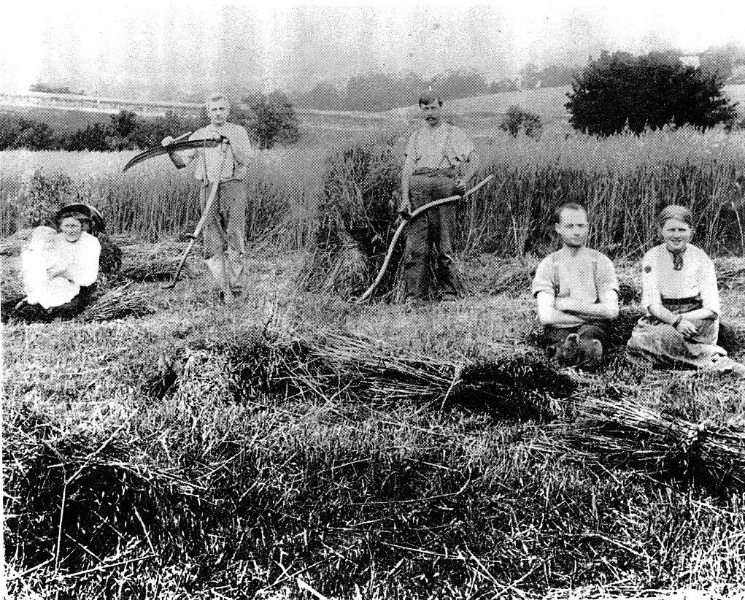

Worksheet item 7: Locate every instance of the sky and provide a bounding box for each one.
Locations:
[2,1,745,98]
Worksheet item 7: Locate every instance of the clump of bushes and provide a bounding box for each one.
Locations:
[12,169,93,228]
[499,105,542,139]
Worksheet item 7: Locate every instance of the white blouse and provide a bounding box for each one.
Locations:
[640,243,720,315]
[21,227,101,309]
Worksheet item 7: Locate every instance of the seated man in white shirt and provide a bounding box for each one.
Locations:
[531,203,619,368]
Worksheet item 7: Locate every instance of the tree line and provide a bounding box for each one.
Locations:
[4,47,743,152]
[291,67,581,112]
[0,92,300,152]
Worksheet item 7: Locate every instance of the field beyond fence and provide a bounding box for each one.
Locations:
[2,127,745,258]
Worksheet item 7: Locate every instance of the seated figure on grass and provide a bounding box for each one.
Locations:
[626,205,745,376]
[16,205,101,322]
[531,203,619,369]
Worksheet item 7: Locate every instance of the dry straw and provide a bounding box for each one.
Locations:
[540,396,745,493]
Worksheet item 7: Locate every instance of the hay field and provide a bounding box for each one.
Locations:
[3,126,745,256]
[5,115,745,597]
[4,239,745,598]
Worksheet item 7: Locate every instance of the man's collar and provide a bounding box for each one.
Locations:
[560,244,586,256]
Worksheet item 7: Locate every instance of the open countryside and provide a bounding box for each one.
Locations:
[5,61,745,600]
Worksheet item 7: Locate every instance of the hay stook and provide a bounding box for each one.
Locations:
[300,134,468,302]
[300,135,402,300]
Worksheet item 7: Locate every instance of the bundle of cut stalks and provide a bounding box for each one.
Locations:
[302,230,372,298]
[162,327,576,421]
[305,331,575,420]
[300,135,402,300]
[120,243,192,282]
[82,284,154,321]
[543,397,745,492]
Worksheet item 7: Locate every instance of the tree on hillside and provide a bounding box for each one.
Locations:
[489,78,519,93]
[500,106,542,139]
[700,43,745,80]
[345,73,400,111]
[241,92,300,149]
[430,70,488,100]
[566,50,738,135]
[64,123,109,151]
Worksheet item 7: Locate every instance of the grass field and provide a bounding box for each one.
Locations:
[5,88,745,598]
[3,125,745,258]
[4,242,745,598]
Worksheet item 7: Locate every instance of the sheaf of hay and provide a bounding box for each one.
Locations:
[82,284,155,322]
[536,396,745,493]
[119,243,194,283]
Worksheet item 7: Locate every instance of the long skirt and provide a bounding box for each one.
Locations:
[626,298,728,370]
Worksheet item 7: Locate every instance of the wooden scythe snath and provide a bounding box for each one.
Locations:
[121,131,230,289]
[355,174,495,304]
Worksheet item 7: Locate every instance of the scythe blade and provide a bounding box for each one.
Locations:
[122,138,221,172]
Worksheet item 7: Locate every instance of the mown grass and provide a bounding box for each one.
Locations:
[4,246,745,599]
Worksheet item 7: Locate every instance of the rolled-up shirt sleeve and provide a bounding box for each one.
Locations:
[228,124,252,167]
[596,255,619,297]
[698,255,721,315]
[531,257,555,298]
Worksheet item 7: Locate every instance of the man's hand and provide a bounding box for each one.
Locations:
[398,199,412,220]
[161,136,175,147]
[454,178,466,195]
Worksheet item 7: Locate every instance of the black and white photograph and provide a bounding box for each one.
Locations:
[3,2,745,598]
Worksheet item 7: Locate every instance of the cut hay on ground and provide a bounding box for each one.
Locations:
[539,396,745,493]
[161,327,576,422]
[82,284,155,321]
[119,242,194,282]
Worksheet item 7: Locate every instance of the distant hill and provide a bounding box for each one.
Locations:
[2,85,743,144]
[391,84,745,127]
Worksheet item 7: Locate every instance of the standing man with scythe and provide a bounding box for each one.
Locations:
[162,93,252,301]
[399,89,478,303]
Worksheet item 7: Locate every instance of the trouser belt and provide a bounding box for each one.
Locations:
[412,167,456,177]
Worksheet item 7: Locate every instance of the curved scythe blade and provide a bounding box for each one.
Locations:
[122,138,221,172]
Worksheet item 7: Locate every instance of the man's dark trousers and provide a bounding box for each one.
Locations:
[403,171,458,300]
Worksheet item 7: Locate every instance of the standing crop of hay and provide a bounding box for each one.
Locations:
[300,133,403,300]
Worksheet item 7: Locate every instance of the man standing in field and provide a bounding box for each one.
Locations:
[162,93,252,300]
[531,203,619,368]
[399,90,477,303]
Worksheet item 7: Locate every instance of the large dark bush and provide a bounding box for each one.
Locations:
[566,51,738,135]
[0,115,58,150]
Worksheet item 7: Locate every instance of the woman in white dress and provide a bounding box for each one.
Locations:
[626,205,745,375]
[16,208,101,321]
